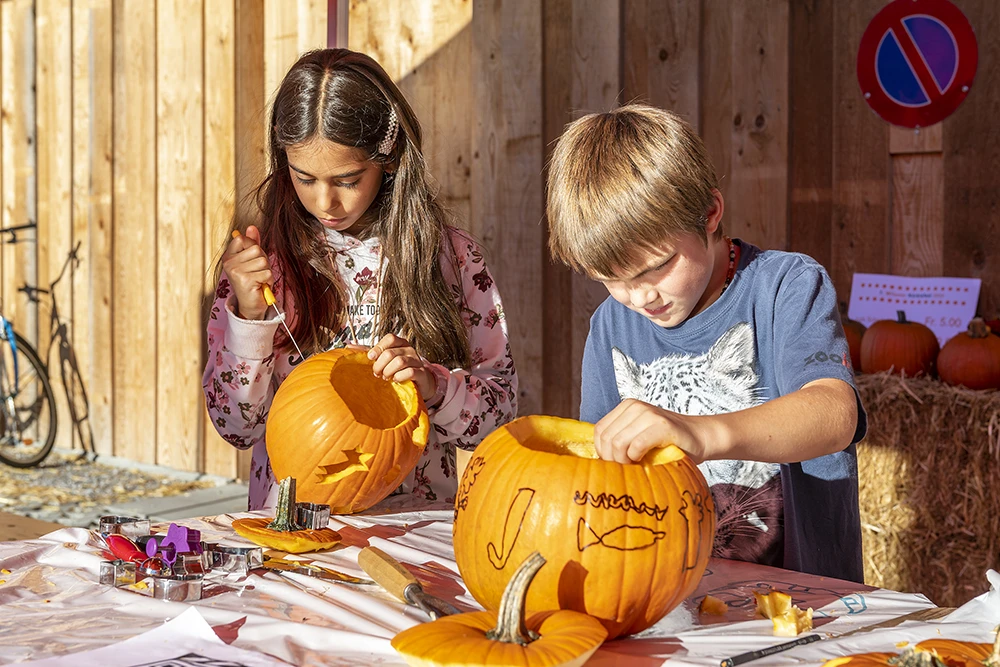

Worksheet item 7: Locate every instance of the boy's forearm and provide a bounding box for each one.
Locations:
[702,378,858,464]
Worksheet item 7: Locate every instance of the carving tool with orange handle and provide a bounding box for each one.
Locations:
[231,229,304,359]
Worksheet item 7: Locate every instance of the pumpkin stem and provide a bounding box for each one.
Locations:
[984,627,1000,667]
[897,310,908,324]
[267,477,302,532]
[968,317,992,339]
[485,551,545,645]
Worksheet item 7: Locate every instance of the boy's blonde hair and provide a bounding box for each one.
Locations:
[546,104,721,279]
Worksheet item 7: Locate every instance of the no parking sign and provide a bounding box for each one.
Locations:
[857,0,978,128]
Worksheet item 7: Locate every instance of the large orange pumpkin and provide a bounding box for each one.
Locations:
[860,310,939,377]
[452,415,715,639]
[265,349,430,514]
[937,319,1000,390]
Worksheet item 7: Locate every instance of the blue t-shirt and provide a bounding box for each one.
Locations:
[580,239,867,583]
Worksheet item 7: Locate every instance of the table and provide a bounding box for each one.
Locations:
[0,504,994,666]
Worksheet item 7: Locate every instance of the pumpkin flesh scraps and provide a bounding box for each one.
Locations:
[391,552,607,667]
[698,595,728,616]
[772,605,813,637]
[754,590,792,619]
[754,590,812,636]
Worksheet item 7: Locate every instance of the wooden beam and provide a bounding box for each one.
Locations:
[156,0,204,472]
[203,0,237,479]
[728,0,789,250]
[471,0,542,415]
[72,0,114,455]
[789,0,834,270]
[112,0,157,465]
[831,0,889,302]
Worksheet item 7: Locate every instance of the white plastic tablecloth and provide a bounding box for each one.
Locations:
[0,504,995,666]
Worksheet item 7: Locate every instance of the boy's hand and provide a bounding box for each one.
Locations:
[222,225,272,321]
[593,399,708,464]
[368,334,436,401]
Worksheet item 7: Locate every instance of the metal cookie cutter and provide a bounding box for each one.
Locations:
[152,573,204,602]
[209,544,263,575]
[99,559,137,587]
[173,543,212,575]
[99,515,151,540]
[295,502,331,529]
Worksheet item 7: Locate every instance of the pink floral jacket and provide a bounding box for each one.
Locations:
[203,227,518,511]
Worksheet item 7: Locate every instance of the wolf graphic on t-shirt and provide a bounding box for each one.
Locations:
[611,322,784,566]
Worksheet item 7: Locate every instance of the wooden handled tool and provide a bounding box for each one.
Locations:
[357,546,461,620]
[230,229,304,358]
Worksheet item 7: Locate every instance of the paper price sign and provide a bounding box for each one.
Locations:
[848,273,981,347]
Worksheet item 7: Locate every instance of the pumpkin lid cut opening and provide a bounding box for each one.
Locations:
[505,416,685,464]
[330,355,420,430]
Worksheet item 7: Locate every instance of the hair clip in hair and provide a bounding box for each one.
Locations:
[377,107,398,156]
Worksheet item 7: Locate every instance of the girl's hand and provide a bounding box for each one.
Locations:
[593,399,710,465]
[222,225,272,320]
[368,334,436,401]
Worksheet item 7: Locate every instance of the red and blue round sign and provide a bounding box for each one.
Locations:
[857,0,978,128]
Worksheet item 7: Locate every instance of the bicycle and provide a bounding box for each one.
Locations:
[0,223,58,467]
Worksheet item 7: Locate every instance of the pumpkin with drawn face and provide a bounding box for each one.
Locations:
[452,415,715,639]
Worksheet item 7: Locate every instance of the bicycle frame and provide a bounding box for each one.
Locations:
[0,316,17,394]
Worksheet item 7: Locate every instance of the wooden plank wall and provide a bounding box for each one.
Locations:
[2,0,998,475]
[0,0,325,478]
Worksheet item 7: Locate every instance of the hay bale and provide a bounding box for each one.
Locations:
[857,372,1000,606]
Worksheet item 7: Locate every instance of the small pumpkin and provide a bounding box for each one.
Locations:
[265,349,430,514]
[233,477,341,553]
[452,415,715,639]
[936,319,1000,390]
[822,631,1000,667]
[840,302,867,371]
[391,552,607,667]
[861,310,940,377]
[916,639,993,663]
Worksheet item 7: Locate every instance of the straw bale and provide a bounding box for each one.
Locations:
[857,371,1000,606]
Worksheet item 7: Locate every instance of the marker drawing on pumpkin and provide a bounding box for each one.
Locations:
[680,489,707,570]
[455,455,487,515]
[573,490,669,520]
[576,518,666,552]
[487,487,535,569]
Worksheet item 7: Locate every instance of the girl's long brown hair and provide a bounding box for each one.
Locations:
[216,49,470,368]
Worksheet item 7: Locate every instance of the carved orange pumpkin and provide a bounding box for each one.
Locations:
[937,319,1000,390]
[860,310,939,377]
[452,415,715,639]
[840,302,867,372]
[265,349,430,514]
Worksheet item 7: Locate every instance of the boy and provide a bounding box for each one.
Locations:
[546,105,867,583]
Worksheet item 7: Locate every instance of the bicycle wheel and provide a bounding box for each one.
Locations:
[0,330,57,467]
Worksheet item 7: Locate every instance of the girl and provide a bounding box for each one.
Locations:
[203,49,518,511]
